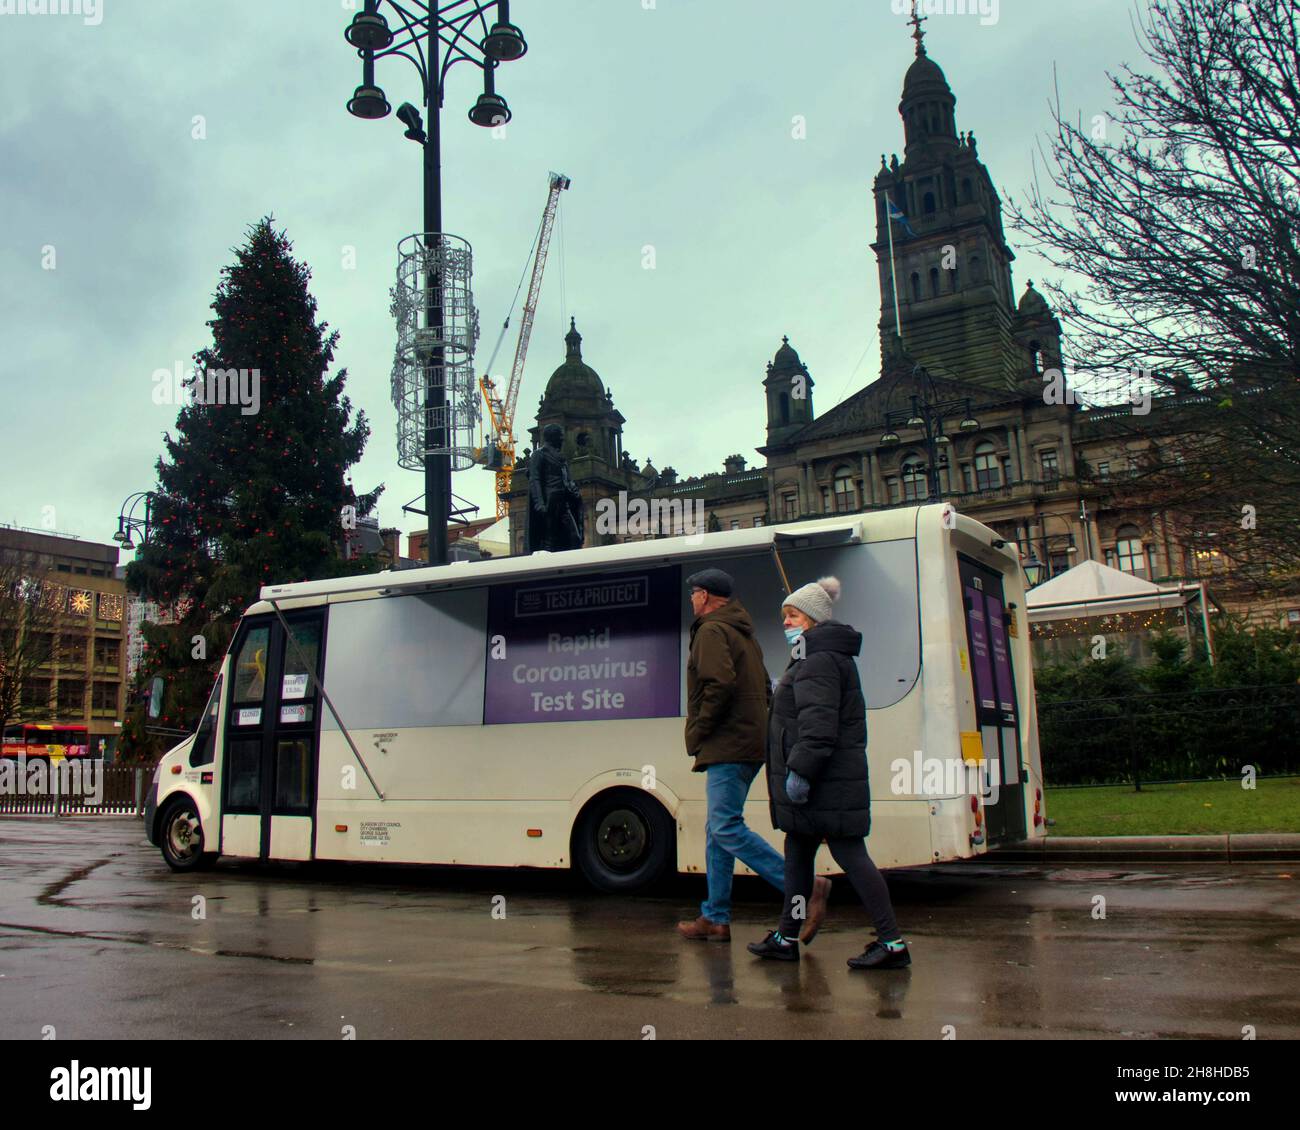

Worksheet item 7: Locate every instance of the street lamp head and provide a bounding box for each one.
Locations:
[396,102,426,142]
[879,430,900,446]
[483,18,527,62]
[934,432,951,446]
[959,415,980,431]
[905,414,924,429]
[1022,552,1046,587]
[344,9,394,51]
[348,83,391,119]
[469,92,511,127]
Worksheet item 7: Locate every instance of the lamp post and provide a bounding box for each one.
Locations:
[1024,512,1077,585]
[878,364,980,501]
[112,492,158,552]
[344,0,527,566]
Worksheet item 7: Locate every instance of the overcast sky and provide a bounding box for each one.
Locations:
[0,0,1137,557]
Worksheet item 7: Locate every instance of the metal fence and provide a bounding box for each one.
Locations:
[0,762,147,816]
[1037,685,1300,787]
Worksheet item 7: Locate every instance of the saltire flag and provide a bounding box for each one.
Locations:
[887,199,917,239]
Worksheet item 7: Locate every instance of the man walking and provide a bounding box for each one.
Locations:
[677,568,788,941]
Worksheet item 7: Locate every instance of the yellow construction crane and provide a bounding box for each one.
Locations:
[479,171,572,519]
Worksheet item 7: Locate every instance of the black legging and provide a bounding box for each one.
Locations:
[778,833,902,943]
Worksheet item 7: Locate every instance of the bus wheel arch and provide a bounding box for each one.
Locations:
[157,794,218,872]
[571,787,676,893]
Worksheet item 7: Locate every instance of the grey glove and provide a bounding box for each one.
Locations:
[786,769,811,805]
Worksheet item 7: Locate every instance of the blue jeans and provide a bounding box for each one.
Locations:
[700,761,786,924]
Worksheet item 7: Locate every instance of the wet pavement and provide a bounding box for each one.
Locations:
[1,818,1297,1040]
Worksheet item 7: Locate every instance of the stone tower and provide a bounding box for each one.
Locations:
[763,336,815,448]
[870,16,1029,391]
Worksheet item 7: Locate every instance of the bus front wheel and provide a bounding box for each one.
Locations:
[159,797,218,872]
[574,790,674,892]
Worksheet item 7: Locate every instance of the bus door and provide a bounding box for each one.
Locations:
[958,557,1026,844]
[219,610,326,861]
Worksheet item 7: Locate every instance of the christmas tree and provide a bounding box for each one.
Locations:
[121,217,383,761]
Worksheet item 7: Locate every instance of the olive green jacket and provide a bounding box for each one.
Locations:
[684,598,772,770]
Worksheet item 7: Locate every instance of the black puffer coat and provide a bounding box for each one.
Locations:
[765,620,870,838]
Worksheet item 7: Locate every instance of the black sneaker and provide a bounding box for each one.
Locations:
[847,940,911,970]
[747,930,799,961]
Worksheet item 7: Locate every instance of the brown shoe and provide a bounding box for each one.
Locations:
[676,916,731,942]
[800,877,832,944]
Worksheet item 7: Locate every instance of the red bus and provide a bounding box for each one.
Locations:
[1,723,91,760]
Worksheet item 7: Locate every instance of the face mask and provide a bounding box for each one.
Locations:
[784,627,804,646]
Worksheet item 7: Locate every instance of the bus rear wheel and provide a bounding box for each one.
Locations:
[159,797,218,872]
[574,790,674,893]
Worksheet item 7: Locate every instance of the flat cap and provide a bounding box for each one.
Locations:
[685,568,733,597]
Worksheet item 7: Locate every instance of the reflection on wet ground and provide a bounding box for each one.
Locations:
[1,819,1297,1039]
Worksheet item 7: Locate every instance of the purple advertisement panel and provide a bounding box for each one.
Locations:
[986,595,1016,715]
[484,567,681,724]
[965,585,996,711]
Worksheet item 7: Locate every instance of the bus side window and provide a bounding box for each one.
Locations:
[190,676,223,768]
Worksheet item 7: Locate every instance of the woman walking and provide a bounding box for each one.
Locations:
[748,575,911,969]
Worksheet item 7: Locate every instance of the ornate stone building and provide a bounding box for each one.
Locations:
[501,29,1300,629]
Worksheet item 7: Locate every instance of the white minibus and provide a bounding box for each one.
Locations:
[145,503,1046,889]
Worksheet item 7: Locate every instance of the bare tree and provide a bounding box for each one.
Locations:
[0,547,62,732]
[1007,0,1300,587]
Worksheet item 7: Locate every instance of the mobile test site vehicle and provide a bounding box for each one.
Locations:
[144,503,1046,890]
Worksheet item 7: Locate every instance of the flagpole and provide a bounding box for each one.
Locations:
[887,202,903,341]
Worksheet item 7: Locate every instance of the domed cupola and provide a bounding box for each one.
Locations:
[543,317,606,403]
[898,11,958,157]
[1018,279,1051,316]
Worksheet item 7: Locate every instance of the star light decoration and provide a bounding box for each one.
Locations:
[69,590,91,616]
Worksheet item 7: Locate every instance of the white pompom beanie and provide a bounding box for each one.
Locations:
[781,576,842,624]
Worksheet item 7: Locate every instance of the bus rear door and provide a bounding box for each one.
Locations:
[959,556,1027,844]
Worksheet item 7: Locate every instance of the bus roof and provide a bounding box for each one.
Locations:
[252,504,996,610]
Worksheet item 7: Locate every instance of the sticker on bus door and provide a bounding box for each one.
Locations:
[986,596,1016,715]
[964,587,996,710]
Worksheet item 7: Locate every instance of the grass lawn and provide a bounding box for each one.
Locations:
[1042,776,1300,836]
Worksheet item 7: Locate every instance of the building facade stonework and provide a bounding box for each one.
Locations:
[500,34,1299,629]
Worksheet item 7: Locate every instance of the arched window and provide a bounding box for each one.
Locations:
[969,255,984,282]
[962,178,973,203]
[929,268,940,297]
[923,191,936,215]
[911,272,921,302]
[833,468,858,512]
[1029,339,1042,375]
[901,455,929,501]
[974,441,1000,490]
[951,264,960,291]
[1115,525,1147,577]
[779,392,790,424]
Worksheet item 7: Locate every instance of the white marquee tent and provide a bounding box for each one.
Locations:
[1025,559,1215,662]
